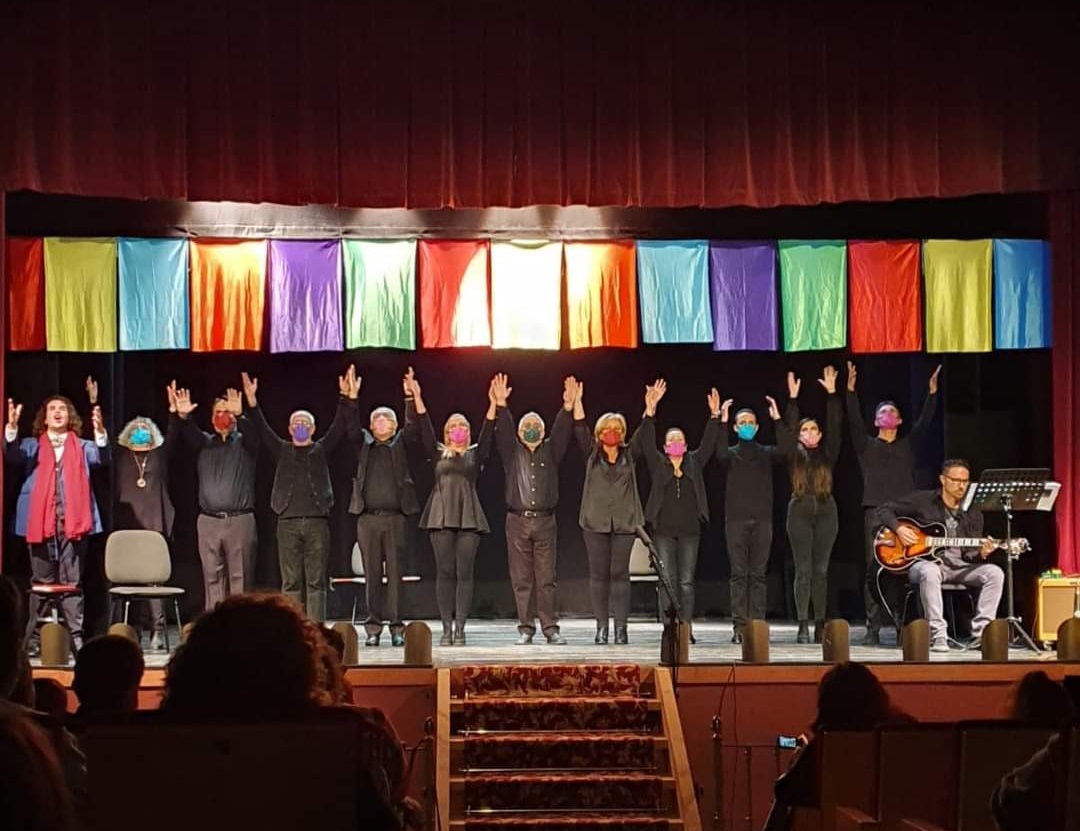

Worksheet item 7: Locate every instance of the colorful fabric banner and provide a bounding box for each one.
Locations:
[44,238,118,352]
[923,239,992,353]
[269,240,343,353]
[636,240,713,344]
[118,238,190,351]
[7,237,46,351]
[342,240,416,349]
[708,241,777,351]
[189,239,267,352]
[993,239,1051,349]
[847,240,922,353]
[778,240,847,352]
[418,240,491,348]
[490,240,563,350]
[564,240,638,349]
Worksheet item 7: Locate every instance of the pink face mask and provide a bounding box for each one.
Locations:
[799,430,821,449]
[447,426,469,445]
[875,410,901,430]
[665,441,687,458]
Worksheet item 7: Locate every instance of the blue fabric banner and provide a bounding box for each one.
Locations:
[993,239,1051,349]
[636,240,713,344]
[118,238,190,350]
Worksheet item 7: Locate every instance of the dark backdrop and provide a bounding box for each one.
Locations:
[2,192,1055,635]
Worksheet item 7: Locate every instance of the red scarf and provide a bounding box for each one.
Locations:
[26,432,94,544]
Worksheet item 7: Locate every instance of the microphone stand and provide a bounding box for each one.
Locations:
[638,529,684,694]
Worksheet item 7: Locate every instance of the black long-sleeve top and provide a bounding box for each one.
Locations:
[408,399,493,532]
[176,414,258,514]
[785,394,842,500]
[574,416,648,534]
[493,405,576,512]
[641,415,720,530]
[872,489,985,567]
[116,419,179,536]
[847,391,937,507]
[715,416,793,521]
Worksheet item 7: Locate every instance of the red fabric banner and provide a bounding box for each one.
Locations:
[418,240,491,348]
[6,237,46,351]
[848,240,922,353]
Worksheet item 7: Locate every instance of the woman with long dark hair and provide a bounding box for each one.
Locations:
[784,367,842,644]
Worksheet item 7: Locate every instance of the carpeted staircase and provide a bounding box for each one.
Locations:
[441,664,699,831]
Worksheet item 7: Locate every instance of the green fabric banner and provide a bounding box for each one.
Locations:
[342,239,417,349]
[778,240,847,352]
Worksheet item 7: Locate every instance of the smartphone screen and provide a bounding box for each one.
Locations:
[777,735,799,749]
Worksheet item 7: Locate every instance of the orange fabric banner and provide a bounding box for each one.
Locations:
[848,240,923,353]
[7,237,46,351]
[190,240,267,352]
[564,240,638,348]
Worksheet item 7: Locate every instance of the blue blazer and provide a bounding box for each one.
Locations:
[6,437,109,538]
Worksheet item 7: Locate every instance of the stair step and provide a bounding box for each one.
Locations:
[454,772,674,813]
[457,664,645,698]
[452,813,683,830]
[455,696,658,732]
[454,733,666,772]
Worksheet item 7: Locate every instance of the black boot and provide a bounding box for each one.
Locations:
[453,621,466,646]
[796,621,810,644]
[813,621,824,644]
[614,626,628,645]
[595,622,609,644]
[440,621,453,647]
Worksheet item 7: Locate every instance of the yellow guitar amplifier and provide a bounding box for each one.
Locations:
[1036,576,1080,644]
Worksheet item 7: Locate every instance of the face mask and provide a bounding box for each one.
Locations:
[735,423,758,441]
[599,428,622,447]
[799,430,821,449]
[447,426,469,444]
[665,441,687,458]
[291,423,311,443]
[875,411,901,430]
[371,416,395,436]
[521,425,542,443]
[212,412,235,433]
[129,427,152,447]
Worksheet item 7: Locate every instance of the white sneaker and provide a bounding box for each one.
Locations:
[930,639,950,653]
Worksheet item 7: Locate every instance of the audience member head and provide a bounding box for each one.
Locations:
[0,709,75,831]
[316,626,352,704]
[813,662,902,733]
[9,657,35,708]
[32,679,69,720]
[1007,670,1076,723]
[0,576,23,700]
[72,635,144,717]
[162,592,333,719]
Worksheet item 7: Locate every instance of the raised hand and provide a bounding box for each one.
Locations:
[765,395,781,421]
[339,364,360,399]
[91,405,104,434]
[7,399,23,431]
[224,388,242,416]
[175,387,199,417]
[707,388,721,417]
[819,365,838,394]
[491,373,511,406]
[86,376,99,405]
[787,372,801,399]
[563,376,577,410]
[719,398,734,422]
[241,372,258,407]
[929,364,942,395]
[166,380,178,413]
[403,366,416,398]
[846,361,857,392]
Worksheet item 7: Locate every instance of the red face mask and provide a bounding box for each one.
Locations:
[212,411,236,433]
[599,428,622,447]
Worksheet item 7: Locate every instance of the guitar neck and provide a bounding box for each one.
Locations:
[923,537,984,548]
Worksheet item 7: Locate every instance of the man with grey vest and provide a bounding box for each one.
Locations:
[242,368,357,621]
[344,368,420,647]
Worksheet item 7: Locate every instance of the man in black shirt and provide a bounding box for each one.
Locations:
[243,368,356,622]
[490,373,577,645]
[173,384,258,611]
[715,395,792,643]
[345,372,420,647]
[847,362,940,645]
[873,459,1002,652]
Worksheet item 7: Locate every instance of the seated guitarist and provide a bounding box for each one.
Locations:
[873,459,1003,652]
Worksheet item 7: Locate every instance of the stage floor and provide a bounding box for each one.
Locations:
[103,618,1061,669]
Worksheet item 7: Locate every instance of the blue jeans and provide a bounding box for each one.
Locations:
[653,534,700,622]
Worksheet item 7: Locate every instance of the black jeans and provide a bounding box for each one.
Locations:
[357,513,408,635]
[506,513,558,636]
[653,533,699,623]
[582,530,634,629]
[429,529,480,625]
[727,518,772,629]
[277,516,329,621]
[786,496,838,622]
[25,532,86,649]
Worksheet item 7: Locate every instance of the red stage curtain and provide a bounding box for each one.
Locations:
[6,237,46,351]
[1,2,1078,209]
[1052,191,1080,574]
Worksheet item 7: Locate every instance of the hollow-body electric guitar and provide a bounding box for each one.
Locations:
[874,518,1029,573]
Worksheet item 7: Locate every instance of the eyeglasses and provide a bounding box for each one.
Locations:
[942,475,970,485]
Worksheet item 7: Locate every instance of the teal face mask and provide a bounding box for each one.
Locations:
[130,427,153,446]
[735,423,758,441]
[521,425,543,443]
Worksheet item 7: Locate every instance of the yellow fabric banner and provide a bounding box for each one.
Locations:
[490,240,563,350]
[923,239,992,353]
[44,238,118,352]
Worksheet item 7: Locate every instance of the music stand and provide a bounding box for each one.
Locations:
[963,468,1055,653]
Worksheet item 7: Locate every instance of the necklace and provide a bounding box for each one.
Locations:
[134,452,149,488]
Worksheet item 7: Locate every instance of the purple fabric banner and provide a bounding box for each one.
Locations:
[709,241,778,351]
[269,240,343,352]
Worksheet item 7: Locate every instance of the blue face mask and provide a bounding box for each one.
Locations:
[735,423,758,441]
[130,427,153,447]
[291,423,311,443]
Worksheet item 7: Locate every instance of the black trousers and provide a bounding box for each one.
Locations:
[786,496,838,622]
[863,507,905,631]
[277,516,329,622]
[727,518,772,629]
[357,512,408,635]
[506,513,559,635]
[429,529,480,625]
[582,530,634,629]
[25,532,86,649]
